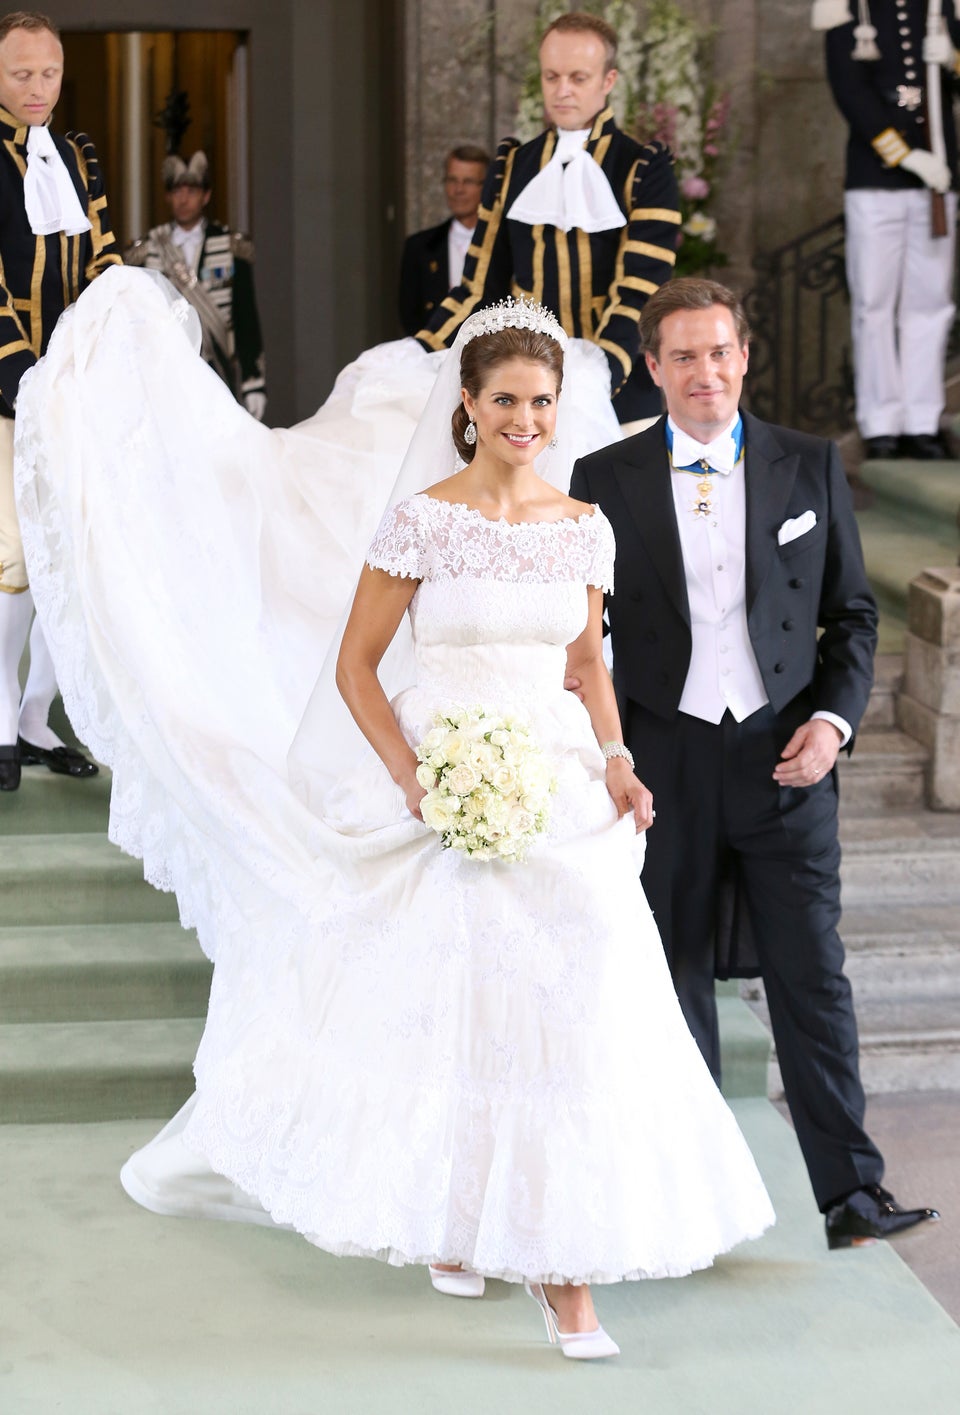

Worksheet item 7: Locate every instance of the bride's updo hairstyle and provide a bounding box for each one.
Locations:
[452,299,566,462]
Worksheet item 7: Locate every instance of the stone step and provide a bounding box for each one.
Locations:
[0,1017,203,1122]
[0,766,112,835]
[0,922,211,1024]
[837,727,927,811]
[839,813,960,903]
[0,833,179,927]
[841,903,960,955]
[860,654,902,730]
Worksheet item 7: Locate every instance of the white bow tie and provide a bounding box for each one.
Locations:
[671,422,740,475]
[506,127,627,234]
[23,124,92,237]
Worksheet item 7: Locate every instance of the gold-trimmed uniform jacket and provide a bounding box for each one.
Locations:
[0,105,121,417]
[416,109,680,422]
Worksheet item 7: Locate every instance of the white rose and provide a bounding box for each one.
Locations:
[420,726,448,755]
[491,763,518,793]
[421,793,460,832]
[488,729,510,747]
[447,762,480,796]
[506,806,535,839]
[415,763,438,790]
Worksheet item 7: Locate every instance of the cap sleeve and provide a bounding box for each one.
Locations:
[366,497,428,580]
[585,508,616,593]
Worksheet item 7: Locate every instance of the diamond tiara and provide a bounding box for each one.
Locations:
[456,296,568,350]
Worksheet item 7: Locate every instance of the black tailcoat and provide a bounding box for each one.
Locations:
[571,412,884,1206]
[398,218,453,336]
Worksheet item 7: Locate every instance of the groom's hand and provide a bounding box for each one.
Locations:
[773,718,842,789]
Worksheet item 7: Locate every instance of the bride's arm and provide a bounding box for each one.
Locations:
[565,588,654,832]
[336,566,425,819]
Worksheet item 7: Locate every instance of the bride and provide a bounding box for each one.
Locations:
[14,276,773,1360]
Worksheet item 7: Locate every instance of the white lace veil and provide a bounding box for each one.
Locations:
[287,301,618,811]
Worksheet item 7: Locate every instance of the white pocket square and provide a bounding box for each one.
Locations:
[778,510,817,546]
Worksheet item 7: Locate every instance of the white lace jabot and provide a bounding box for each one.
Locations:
[506,127,626,235]
[24,125,92,237]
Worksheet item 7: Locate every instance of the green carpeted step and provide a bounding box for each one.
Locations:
[0,763,112,835]
[717,992,771,1099]
[1,833,179,927]
[859,459,960,542]
[0,922,211,1023]
[0,1017,203,1122]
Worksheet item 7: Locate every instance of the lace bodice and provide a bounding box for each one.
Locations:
[367,494,615,589]
[366,495,616,703]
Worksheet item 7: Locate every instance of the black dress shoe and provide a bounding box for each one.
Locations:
[0,744,20,792]
[17,737,99,778]
[862,436,900,460]
[825,1184,940,1250]
[898,432,950,460]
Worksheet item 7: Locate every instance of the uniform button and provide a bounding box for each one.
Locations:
[902,40,912,49]
[716,563,724,572]
[782,619,794,630]
[721,668,731,677]
[774,662,785,674]
[790,577,805,589]
[426,301,434,310]
[720,644,730,654]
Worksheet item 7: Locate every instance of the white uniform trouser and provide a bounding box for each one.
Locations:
[0,419,60,747]
[845,188,958,439]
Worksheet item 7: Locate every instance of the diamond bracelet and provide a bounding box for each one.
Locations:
[600,741,635,769]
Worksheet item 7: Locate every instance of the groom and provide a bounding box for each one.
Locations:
[570,277,938,1249]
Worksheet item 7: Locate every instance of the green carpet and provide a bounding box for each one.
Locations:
[3,1101,958,1415]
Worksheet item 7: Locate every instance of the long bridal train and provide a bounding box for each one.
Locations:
[13,268,773,1285]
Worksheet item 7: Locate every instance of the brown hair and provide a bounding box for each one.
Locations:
[640,278,751,359]
[0,11,60,44]
[446,143,490,169]
[452,325,564,462]
[541,11,618,72]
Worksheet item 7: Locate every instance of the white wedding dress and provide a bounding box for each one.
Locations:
[14,267,774,1284]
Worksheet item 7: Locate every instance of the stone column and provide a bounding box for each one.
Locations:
[898,568,960,811]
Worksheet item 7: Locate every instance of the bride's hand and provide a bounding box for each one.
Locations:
[605,758,654,832]
[398,766,427,821]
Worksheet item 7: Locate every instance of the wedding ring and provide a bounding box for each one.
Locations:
[651,809,657,818]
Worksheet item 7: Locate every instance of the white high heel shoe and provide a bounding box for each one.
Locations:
[523,1281,620,1360]
[428,1265,485,1298]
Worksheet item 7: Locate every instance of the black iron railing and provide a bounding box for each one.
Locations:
[743,215,854,436]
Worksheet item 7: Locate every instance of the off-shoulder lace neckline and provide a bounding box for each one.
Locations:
[413,492,598,529]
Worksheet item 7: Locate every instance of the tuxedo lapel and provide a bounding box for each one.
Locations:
[613,421,690,626]
[743,412,800,615]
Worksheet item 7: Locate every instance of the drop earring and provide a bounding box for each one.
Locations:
[464,419,477,445]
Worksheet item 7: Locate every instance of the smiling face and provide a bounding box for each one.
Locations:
[645,305,749,442]
[462,356,560,467]
[539,29,616,132]
[0,25,63,127]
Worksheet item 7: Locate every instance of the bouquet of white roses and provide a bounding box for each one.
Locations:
[415,707,556,862]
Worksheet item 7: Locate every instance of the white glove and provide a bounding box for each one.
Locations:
[923,30,956,68]
[900,148,952,194]
[243,390,267,421]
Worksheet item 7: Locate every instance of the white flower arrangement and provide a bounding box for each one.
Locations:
[415,707,557,862]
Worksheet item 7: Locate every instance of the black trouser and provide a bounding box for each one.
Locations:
[626,698,884,1210]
